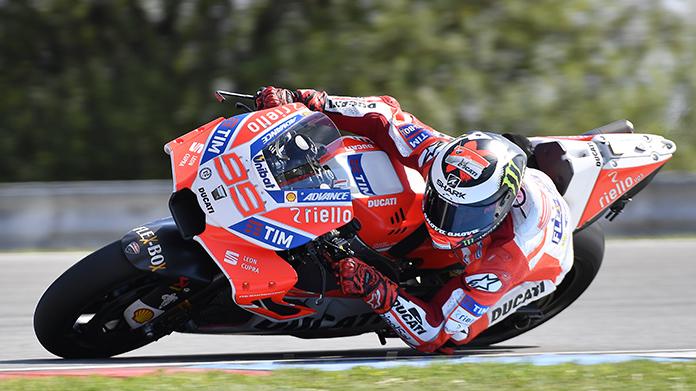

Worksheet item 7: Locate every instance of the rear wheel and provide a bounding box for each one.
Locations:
[469,223,605,346]
[34,241,159,358]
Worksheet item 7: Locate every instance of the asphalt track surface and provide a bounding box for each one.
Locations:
[1,237,695,371]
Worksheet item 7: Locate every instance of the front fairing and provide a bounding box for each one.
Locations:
[164,104,354,320]
[165,104,354,252]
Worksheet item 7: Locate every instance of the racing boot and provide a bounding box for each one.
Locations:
[336,257,398,314]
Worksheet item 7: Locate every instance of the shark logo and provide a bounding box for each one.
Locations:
[446,174,461,187]
[465,273,503,293]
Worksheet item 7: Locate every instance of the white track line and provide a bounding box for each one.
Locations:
[2,349,695,372]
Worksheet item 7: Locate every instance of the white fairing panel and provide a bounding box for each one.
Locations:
[529,138,604,230]
[531,132,675,230]
[404,166,426,194]
[591,133,675,169]
[327,149,405,198]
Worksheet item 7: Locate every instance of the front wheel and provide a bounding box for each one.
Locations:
[34,241,160,358]
[469,223,605,346]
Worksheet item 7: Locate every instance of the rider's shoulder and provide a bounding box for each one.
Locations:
[378,95,401,109]
[510,168,566,239]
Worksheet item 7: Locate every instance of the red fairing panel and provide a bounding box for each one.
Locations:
[195,224,316,321]
[350,154,425,251]
[578,161,667,227]
[165,117,225,191]
[322,135,427,251]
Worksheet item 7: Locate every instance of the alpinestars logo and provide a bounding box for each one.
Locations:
[465,273,503,293]
[327,98,377,110]
[367,289,382,309]
[418,141,444,167]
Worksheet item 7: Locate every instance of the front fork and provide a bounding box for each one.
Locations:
[121,275,203,331]
[118,217,222,333]
[123,273,227,340]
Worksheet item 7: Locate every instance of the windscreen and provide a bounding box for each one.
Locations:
[258,112,347,191]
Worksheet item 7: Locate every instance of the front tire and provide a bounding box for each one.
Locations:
[34,241,158,358]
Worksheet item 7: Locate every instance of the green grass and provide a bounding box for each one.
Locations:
[2,361,696,390]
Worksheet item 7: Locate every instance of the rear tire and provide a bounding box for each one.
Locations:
[34,241,158,358]
[469,223,605,346]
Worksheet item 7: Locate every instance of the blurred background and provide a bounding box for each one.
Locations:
[1,0,695,247]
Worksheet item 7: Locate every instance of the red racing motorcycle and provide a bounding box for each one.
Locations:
[34,91,675,358]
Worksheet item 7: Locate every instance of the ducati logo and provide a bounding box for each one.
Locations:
[212,185,227,200]
[392,300,427,335]
[124,241,140,255]
[444,142,493,183]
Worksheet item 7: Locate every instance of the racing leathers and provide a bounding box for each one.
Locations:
[261,87,574,353]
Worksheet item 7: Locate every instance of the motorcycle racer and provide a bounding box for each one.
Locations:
[255,86,574,353]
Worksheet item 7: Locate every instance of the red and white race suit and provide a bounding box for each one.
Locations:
[296,89,574,352]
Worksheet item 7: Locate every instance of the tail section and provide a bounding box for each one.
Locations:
[531,124,675,230]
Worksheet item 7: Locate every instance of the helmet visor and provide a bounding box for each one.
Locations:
[423,181,512,242]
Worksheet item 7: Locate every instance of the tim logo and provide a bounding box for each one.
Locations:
[398,124,431,150]
[347,154,375,195]
[230,218,309,250]
[201,117,240,164]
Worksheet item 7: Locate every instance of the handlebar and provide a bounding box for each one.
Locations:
[214,90,255,103]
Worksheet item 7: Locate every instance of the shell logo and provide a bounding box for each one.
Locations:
[285,192,297,202]
[132,308,155,324]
